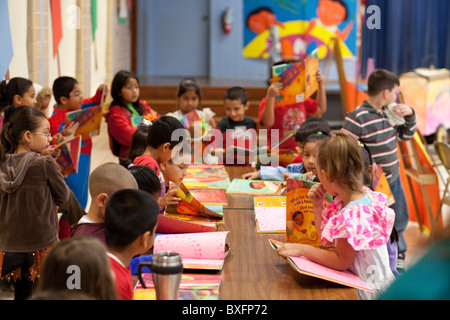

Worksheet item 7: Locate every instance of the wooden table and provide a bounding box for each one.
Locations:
[218,166,358,300]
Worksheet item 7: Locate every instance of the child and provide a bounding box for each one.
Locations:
[129,165,162,200]
[160,148,191,189]
[105,70,159,162]
[0,106,70,300]
[105,188,160,300]
[49,76,107,209]
[259,68,327,166]
[33,85,52,116]
[277,130,396,300]
[133,115,186,209]
[70,162,139,244]
[120,119,152,169]
[217,86,256,133]
[35,236,117,300]
[342,69,416,272]
[0,77,36,131]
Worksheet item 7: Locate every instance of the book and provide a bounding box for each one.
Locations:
[286,178,332,247]
[165,183,223,219]
[268,239,375,293]
[190,190,228,206]
[254,196,286,233]
[153,231,230,270]
[373,164,395,206]
[156,214,217,234]
[183,179,230,190]
[66,105,103,140]
[134,273,221,300]
[55,135,82,176]
[226,179,284,195]
[271,55,319,108]
[184,164,229,182]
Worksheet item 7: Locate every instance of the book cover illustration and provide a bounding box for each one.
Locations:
[190,190,228,206]
[373,164,395,206]
[226,179,284,195]
[184,164,229,182]
[286,178,332,247]
[56,135,82,176]
[183,179,230,190]
[165,184,223,219]
[156,214,217,234]
[254,196,286,233]
[271,55,319,108]
[268,239,374,293]
[134,273,221,300]
[66,105,103,140]
[153,231,230,270]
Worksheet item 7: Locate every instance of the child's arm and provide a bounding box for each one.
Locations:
[82,84,109,108]
[157,185,181,207]
[394,104,417,141]
[314,71,327,117]
[260,82,282,129]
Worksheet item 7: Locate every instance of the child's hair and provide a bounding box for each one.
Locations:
[52,76,78,104]
[0,77,34,111]
[176,77,202,102]
[88,162,138,199]
[360,143,374,190]
[104,189,159,249]
[126,121,152,162]
[129,165,162,197]
[367,69,400,97]
[303,132,330,148]
[110,70,146,115]
[35,236,117,300]
[147,115,186,150]
[35,86,52,111]
[0,106,47,162]
[295,121,331,145]
[224,86,248,105]
[317,130,364,192]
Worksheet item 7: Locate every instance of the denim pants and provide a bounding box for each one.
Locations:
[388,176,409,257]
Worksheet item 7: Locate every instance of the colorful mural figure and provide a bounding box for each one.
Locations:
[243,0,358,60]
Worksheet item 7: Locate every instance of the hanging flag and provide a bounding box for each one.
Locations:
[92,0,97,41]
[50,0,63,58]
[0,1,14,78]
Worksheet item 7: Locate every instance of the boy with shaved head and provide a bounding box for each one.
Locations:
[70,162,138,243]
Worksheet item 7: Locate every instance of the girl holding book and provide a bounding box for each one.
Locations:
[277,130,396,299]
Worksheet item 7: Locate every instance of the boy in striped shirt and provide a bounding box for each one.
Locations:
[342,69,416,273]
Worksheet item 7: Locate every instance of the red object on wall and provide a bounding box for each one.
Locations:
[50,0,63,57]
[222,7,233,34]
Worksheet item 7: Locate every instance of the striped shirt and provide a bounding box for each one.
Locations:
[342,101,417,183]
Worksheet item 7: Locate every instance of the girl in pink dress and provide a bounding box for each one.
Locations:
[277,130,396,299]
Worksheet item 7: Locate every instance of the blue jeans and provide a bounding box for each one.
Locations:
[388,176,409,257]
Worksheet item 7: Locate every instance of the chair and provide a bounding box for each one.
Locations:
[433,141,450,225]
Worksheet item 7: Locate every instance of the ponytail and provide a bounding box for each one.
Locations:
[0,78,34,112]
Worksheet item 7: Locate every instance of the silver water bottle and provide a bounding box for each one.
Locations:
[138,251,183,300]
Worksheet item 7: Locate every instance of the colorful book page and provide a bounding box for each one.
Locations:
[190,190,227,206]
[184,164,229,182]
[153,231,229,270]
[254,197,286,233]
[156,214,217,234]
[267,239,374,293]
[165,184,223,219]
[373,164,396,206]
[134,273,221,300]
[183,179,230,190]
[56,135,82,176]
[181,109,203,129]
[66,105,102,140]
[226,179,284,195]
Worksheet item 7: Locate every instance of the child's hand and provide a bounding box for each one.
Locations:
[392,103,414,117]
[316,71,324,87]
[242,171,259,180]
[42,146,61,159]
[97,84,109,100]
[307,183,327,208]
[267,82,283,99]
[276,243,305,258]
[61,122,79,137]
[158,186,181,207]
[282,172,291,181]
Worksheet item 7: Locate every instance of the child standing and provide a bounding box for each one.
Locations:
[276,130,396,299]
[105,189,160,300]
[342,69,416,272]
[49,76,106,209]
[0,106,70,300]
[105,70,159,162]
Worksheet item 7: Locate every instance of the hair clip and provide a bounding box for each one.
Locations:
[358,142,365,148]
[316,131,323,135]
[140,119,152,127]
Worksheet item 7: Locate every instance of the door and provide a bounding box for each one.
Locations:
[139,0,210,78]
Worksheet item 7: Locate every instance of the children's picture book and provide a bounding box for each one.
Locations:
[153,231,230,270]
[268,239,375,293]
[156,214,217,234]
[190,190,228,206]
[55,135,82,176]
[66,105,102,140]
[134,273,221,300]
[165,184,223,219]
[184,164,229,182]
[286,178,332,247]
[254,196,286,233]
[226,179,285,195]
[183,179,230,190]
[271,55,319,108]
[181,109,203,130]
[373,164,396,206]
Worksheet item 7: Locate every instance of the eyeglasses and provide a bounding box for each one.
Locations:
[70,90,83,98]
[33,132,52,138]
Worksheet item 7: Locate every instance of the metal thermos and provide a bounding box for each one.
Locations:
[138,251,183,300]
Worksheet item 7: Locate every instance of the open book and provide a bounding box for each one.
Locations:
[190,189,228,206]
[268,239,374,293]
[153,231,230,270]
[254,196,286,233]
[66,105,102,140]
[55,135,82,176]
[226,179,285,195]
[156,214,217,234]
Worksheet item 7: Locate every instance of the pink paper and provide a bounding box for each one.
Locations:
[255,207,286,232]
[156,215,216,234]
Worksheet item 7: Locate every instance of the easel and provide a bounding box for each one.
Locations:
[397,92,439,235]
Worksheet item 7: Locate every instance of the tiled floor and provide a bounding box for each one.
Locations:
[1,119,448,300]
